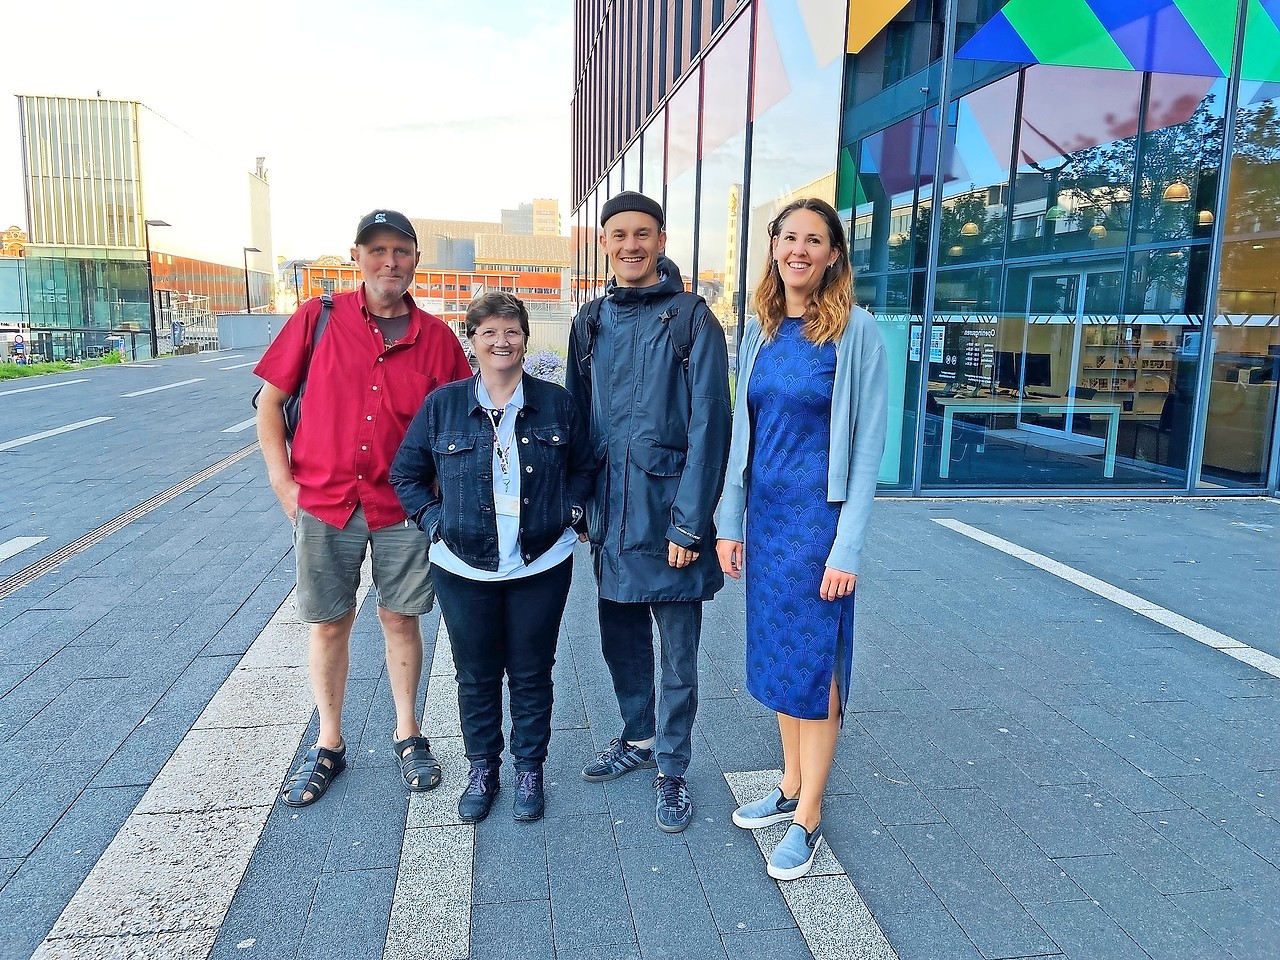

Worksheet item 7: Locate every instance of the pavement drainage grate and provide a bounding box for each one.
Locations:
[0,441,260,602]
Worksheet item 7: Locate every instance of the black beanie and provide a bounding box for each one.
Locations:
[599,191,665,228]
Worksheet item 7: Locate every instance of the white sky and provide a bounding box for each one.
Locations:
[0,0,573,259]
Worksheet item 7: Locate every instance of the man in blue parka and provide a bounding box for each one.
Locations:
[567,191,732,833]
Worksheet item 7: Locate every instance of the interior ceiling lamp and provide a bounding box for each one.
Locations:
[1045,204,1067,220]
[888,232,903,247]
[1163,181,1192,202]
[960,221,980,236]
[948,244,965,257]
[1089,224,1108,239]
[1197,209,1214,225]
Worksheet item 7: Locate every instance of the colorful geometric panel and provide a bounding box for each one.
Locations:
[846,0,912,54]
[957,0,1280,83]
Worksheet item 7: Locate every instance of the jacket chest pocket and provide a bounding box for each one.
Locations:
[432,434,478,485]
[528,425,568,464]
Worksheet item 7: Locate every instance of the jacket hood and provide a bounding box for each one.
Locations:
[605,256,687,303]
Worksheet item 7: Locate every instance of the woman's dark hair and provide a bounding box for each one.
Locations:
[465,291,530,340]
[751,197,853,345]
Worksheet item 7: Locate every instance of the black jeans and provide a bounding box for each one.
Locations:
[598,599,702,778]
[431,559,572,770]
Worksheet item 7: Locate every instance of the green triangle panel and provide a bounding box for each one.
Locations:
[1006,0,1133,70]
[1173,0,1239,71]
[1244,0,1280,82]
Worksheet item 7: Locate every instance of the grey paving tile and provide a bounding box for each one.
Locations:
[1140,808,1280,910]
[875,908,985,960]
[722,926,811,959]
[546,813,633,948]
[551,942,641,960]
[928,787,1084,904]
[1056,854,1232,960]
[1156,773,1280,863]
[963,761,1111,858]
[820,793,940,919]
[888,821,1056,958]
[1166,886,1280,960]
[618,841,727,960]
[472,809,549,905]
[1025,899,1153,960]
[470,899,555,960]
[208,805,329,960]
[297,867,396,960]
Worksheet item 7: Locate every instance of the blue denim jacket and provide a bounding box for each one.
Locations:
[391,373,595,571]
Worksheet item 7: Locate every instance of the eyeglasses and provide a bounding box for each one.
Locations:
[474,328,525,344]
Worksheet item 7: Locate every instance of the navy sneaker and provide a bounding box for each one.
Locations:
[513,767,545,821]
[767,822,824,880]
[581,737,657,782]
[458,762,500,823]
[654,774,693,833]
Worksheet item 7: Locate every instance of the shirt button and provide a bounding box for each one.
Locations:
[361,445,368,451]
[521,437,529,444]
[525,465,533,473]
[366,415,373,421]
[378,357,384,363]
[357,474,363,479]
[372,385,378,391]
[448,443,456,450]
[552,435,560,442]
[523,498,530,504]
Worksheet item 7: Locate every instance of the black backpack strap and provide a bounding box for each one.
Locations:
[295,293,334,401]
[662,291,708,370]
[573,297,604,384]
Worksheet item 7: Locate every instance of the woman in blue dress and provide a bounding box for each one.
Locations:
[716,198,887,880]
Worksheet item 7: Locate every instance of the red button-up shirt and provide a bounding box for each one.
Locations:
[255,286,472,531]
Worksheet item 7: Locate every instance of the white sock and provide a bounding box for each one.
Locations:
[629,736,655,750]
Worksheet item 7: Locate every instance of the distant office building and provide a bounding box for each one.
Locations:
[14,95,272,359]
[572,0,1280,496]
[1,226,26,258]
[501,199,562,237]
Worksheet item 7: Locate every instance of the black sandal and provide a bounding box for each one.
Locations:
[394,735,442,792]
[280,741,347,807]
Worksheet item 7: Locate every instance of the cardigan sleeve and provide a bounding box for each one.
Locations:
[713,318,762,543]
[825,328,888,575]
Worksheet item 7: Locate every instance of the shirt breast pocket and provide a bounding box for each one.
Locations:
[393,371,439,421]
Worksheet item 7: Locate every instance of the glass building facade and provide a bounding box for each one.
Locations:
[572,0,1280,495]
[16,96,273,359]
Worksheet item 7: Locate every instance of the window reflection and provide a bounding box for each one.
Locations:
[665,70,701,287]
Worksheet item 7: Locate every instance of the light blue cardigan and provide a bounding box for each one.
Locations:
[714,305,888,575]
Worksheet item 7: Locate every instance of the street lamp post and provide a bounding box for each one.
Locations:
[292,261,301,309]
[144,219,170,358]
[242,245,262,313]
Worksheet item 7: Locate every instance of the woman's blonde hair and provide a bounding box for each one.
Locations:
[751,197,853,345]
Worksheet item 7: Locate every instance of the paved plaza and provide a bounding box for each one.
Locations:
[0,352,1278,959]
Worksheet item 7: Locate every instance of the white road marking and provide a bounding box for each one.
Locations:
[0,536,47,562]
[0,417,113,451]
[121,378,204,397]
[724,771,898,960]
[933,518,1280,679]
[222,417,258,433]
[33,564,374,959]
[219,361,257,370]
[0,378,88,397]
[199,355,244,363]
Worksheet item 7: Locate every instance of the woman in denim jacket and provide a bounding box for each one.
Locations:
[391,292,594,823]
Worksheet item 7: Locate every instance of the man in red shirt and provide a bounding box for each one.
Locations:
[255,209,472,807]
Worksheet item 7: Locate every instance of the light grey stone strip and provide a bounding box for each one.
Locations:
[385,620,475,960]
[933,518,1280,679]
[32,566,373,959]
[724,770,898,960]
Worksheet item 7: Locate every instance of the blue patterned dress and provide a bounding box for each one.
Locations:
[744,318,854,720]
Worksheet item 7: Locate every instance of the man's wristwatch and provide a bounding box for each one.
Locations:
[570,505,585,527]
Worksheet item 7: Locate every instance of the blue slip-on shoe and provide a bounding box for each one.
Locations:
[581,737,657,782]
[654,774,694,833]
[513,767,545,822]
[732,787,799,829]
[767,822,824,880]
[458,761,501,823]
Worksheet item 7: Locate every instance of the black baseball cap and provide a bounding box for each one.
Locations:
[355,209,417,245]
